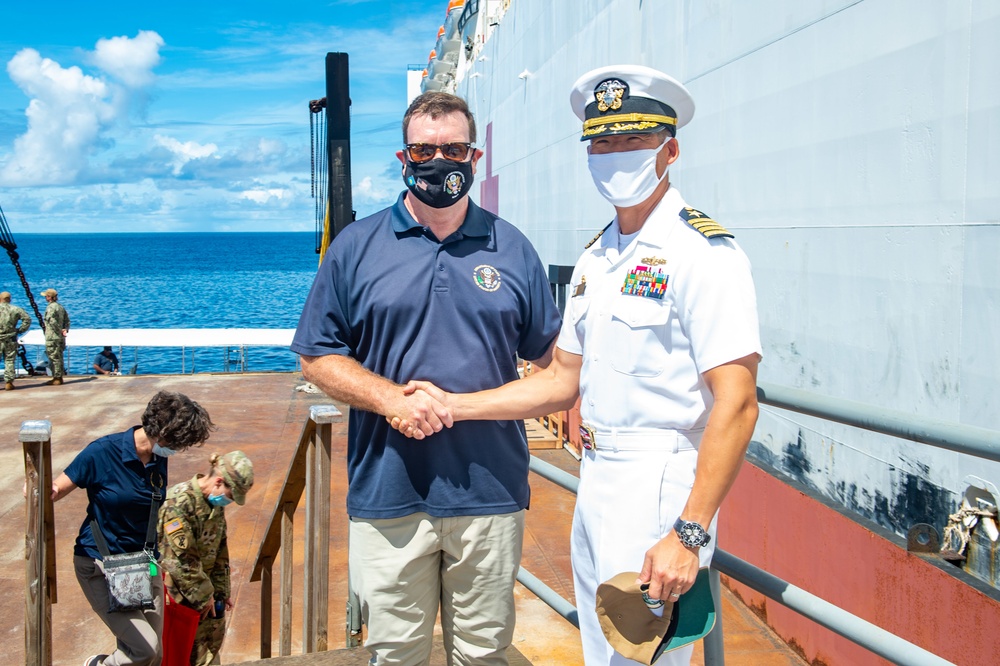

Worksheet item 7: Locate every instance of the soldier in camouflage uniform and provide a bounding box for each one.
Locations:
[0,291,32,390]
[41,288,70,385]
[158,450,253,666]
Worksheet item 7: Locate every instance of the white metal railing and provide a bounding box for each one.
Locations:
[523,453,955,666]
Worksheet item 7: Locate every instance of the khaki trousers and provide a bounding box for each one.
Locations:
[75,555,164,666]
[349,510,525,666]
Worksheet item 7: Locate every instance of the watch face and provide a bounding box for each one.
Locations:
[675,519,709,548]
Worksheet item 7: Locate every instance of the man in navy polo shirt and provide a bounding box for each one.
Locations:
[291,91,561,665]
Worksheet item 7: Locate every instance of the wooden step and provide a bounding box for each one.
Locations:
[227,636,532,665]
[524,417,561,449]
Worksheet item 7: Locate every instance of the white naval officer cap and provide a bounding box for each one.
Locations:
[569,65,695,141]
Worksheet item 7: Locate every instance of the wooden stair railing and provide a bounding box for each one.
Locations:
[22,419,57,666]
[250,405,343,658]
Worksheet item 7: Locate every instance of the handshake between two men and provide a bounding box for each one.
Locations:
[386,345,582,440]
[387,380,455,439]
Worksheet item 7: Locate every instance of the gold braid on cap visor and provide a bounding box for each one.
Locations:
[582,113,677,137]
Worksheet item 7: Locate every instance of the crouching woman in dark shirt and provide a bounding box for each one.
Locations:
[51,391,216,666]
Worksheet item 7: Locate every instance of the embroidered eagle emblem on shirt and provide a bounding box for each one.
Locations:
[473,265,502,292]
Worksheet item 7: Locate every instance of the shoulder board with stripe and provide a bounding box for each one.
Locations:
[584,222,614,249]
[680,207,734,239]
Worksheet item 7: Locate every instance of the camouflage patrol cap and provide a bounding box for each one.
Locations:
[0,291,10,301]
[41,288,58,298]
[217,450,254,505]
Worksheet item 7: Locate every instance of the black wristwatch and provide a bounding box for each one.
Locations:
[673,518,711,549]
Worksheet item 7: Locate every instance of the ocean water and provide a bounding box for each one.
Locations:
[0,232,320,375]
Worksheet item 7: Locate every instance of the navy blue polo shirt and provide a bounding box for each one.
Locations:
[292,193,561,519]
[64,426,168,559]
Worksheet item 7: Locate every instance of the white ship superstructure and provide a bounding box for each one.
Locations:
[421,0,1000,538]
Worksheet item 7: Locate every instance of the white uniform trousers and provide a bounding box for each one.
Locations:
[571,429,717,665]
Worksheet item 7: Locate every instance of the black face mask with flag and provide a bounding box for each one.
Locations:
[403,158,475,209]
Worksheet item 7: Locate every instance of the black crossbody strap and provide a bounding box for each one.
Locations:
[143,471,165,549]
[90,518,113,558]
[90,468,166,557]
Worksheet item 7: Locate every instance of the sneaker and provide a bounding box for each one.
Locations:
[83,656,107,666]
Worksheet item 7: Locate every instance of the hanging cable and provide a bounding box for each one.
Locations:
[309,98,328,254]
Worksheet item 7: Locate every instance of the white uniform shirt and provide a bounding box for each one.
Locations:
[557,187,761,430]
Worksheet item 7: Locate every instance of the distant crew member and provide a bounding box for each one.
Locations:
[41,288,70,385]
[158,450,254,666]
[0,290,31,391]
[392,66,762,665]
[291,91,561,665]
[94,346,120,375]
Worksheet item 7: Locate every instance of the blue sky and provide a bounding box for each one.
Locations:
[0,0,443,233]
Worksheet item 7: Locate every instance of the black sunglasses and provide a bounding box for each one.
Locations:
[404,142,474,164]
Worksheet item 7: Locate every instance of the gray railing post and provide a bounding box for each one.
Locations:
[703,568,726,665]
[22,420,55,666]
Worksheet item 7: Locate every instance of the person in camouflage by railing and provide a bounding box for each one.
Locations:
[158,450,254,666]
[0,291,31,390]
[41,287,70,385]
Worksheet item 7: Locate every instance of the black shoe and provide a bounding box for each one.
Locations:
[83,655,107,666]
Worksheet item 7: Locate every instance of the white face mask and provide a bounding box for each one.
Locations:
[587,139,671,207]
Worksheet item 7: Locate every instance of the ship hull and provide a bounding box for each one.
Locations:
[452,0,1000,548]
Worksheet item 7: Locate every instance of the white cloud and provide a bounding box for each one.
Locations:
[0,32,163,187]
[353,175,396,207]
[90,30,164,88]
[1,49,114,185]
[154,134,218,175]
[241,188,287,204]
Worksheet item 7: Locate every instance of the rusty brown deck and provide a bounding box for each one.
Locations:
[0,372,804,665]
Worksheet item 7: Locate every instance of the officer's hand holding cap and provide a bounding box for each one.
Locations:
[569,64,695,141]
[595,568,715,664]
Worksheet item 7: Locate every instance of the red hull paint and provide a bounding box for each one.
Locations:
[719,461,1000,666]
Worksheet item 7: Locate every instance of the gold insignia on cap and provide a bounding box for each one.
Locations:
[594,79,626,112]
[680,207,734,239]
[582,114,677,137]
[641,257,667,266]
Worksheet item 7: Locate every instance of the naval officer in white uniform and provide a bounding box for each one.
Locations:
[392,65,762,665]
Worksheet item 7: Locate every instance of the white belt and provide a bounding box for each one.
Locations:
[579,424,703,452]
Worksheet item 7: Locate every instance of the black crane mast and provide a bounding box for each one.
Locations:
[0,203,44,374]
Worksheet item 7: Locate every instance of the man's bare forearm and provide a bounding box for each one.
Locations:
[301,353,453,437]
[301,354,400,415]
[678,354,760,526]
[452,347,581,422]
